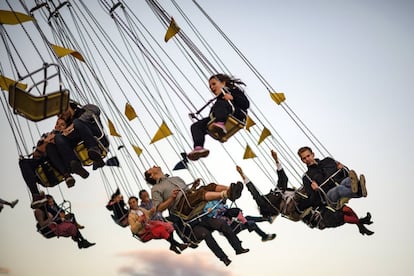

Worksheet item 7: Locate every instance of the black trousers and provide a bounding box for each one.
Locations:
[192,224,228,261]
[19,158,42,196]
[198,217,244,252]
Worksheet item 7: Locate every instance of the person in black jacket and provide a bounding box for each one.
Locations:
[187,74,250,161]
[297,146,367,209]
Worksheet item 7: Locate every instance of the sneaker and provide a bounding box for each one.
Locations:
[262,233,276,242]
[227,181,244,202]
[10,199,19,208]
[31,193,47,209]
[210,122,227,137]
[235,248,249,255]
[64,175,76,188]
[349,170,358,193]
[359,174,367,197]
[70,160,89,179]
[187,147,210,161]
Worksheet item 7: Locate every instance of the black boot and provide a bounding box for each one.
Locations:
[221,257,232,266]
[357,223,374,236]
[78,239,96,249]
[359,212,373,225]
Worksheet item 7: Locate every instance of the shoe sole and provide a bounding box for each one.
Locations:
[359,174,367,197]
[228,182,244,201]
[187,150,210,161]
[349,170,358,193]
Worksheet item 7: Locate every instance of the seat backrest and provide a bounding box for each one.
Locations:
[111,214,129,228]
[207,115,246,143]
[8,85,69,122]
[75,140,108,166]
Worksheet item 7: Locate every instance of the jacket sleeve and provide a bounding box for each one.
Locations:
[230,88,250,110]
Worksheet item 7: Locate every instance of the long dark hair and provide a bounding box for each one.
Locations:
[209,73,246,90]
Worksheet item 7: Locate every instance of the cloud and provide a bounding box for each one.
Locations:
[0,267,10,274]
[116,248,233,276]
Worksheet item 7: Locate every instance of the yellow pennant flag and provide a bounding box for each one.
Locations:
[108,119,121,137]
[164,17,180,42]
[150,121,172,144]
[0,10,34,25]
[124,102,137,121]
[0,75,27,91]
[51,44,85,62]
[245,115,256,132]
[132,145,143,156]
[258,127,271,145]
[243,144,256,159]
[270,92,286,105]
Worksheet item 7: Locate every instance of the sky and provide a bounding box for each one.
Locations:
[1,1,414,276]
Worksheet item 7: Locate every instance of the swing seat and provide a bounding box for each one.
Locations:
[8,85,69,122]
[75,140,108,166]
[35,161,64,187]
[111,214,129,228]
[207,114,245,143]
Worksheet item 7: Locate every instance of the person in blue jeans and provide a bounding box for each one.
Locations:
[298,146,367,208]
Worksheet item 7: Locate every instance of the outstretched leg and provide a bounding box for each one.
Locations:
[193,225,231,266]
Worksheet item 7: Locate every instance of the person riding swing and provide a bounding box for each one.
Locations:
[187,73,249,161]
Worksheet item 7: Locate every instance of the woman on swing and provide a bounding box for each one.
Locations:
[187,73,250,161]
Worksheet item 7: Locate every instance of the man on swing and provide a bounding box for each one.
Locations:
[298,146,368,209]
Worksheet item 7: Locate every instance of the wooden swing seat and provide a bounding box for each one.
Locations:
[207,114,245,143]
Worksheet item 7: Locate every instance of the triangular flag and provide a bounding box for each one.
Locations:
[0,10,34,25]
[258,127,271,145]
[0,75,27,91]
[150,121,172,144]
[108,119,121,137]
[106,156,120,167]
[164,17,180,42]
[173,152,189,171]
[270,92,286,105]
[132,145,142,156]
[243,144,256,159]
[245,115,256,132]
[51,44,85,62]
[124,102,137,121]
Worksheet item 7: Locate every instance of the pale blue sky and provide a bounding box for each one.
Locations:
[1,1,413,276]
